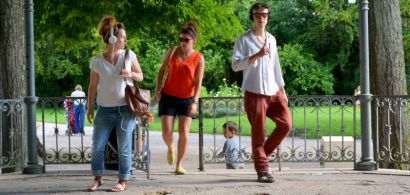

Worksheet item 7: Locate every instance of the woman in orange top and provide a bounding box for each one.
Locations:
[154,21,205,175]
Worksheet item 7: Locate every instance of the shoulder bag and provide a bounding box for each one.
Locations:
[158,47,177,92]
[123,49,151,117]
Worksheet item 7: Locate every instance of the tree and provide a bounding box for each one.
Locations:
[269,0,359,95]
[33,0,244,95]
[279,44,334,95]
[0,0,26,173]
[369,0,409,169]
[402,0,410,92]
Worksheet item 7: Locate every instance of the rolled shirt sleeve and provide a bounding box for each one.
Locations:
[232,38,254,72]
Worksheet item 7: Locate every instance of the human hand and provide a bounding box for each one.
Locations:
[189,102,197,116]
[282,91,288,103]
[153,92,161,104]
[257,46,270,58]
[120,69,133,79]
[87,109,94,123]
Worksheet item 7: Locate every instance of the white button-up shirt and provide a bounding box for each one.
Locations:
[232,30,284,96]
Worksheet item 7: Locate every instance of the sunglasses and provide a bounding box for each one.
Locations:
[253,13,269,18]
[179,37,192,43]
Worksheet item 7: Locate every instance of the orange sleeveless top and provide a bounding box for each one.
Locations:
[162,50,202,98]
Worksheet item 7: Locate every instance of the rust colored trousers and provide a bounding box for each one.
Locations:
[244,90,292,173]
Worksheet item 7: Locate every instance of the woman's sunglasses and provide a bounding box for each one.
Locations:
[179,37,192,43]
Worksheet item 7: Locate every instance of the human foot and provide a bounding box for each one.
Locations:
[175,167,186,175]
[110,182,127,192]
[257,172,275,183]
[87,179,103,192]
[167,150,175,165]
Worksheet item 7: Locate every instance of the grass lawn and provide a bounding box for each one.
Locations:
[36,105,361,139]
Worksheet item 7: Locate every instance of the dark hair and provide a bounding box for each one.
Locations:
[180,21,198,40]
[223,121,238,133]
[98,16,125,44]
[249,2,270,21]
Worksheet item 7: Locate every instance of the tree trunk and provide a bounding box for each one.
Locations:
[0,0,26,173]
[369,0,409,169]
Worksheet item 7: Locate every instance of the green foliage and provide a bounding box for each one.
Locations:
[136,33,168,90]
[269,0,359,94]
[34,0,244,96]
[279,44,334,95]
[402,0,410,93]
[32,0,408,97]
[202,49,226,91]
[209,78,242,97]
[37,106,361,139]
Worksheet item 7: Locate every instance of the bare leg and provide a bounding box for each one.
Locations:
[161,116,176,163]
[176,116,192,169]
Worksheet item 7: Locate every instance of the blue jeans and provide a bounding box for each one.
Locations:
[91,106,135,180]
[73,104,86,134]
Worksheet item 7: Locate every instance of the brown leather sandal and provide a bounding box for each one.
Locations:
[87,179,103,192]
[110,182,127,192]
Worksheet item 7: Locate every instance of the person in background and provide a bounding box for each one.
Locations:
[354,85,361,105]
[154,21,205,175]
[71,84,86,135]
[86,15,143,192]
[63,96,74,136]
[219,121,244,169]
[231,3,292,183]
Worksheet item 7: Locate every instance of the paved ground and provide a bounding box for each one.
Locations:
[1,123,409,194]
[1,167,410,194]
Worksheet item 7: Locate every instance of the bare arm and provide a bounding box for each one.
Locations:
[130,58,143,82]
[120,58,143,82]
[87,70,99,123]
[189,54,205,115]
[193,54,205,102]
[156,48,173,91]
[154,48,174,103]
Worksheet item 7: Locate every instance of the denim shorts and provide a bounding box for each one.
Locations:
[158,93,194,117]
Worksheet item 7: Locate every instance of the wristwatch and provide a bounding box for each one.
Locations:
[193,99,198,104]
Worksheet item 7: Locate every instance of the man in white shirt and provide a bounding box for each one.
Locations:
[71,84,86,135]
[231,2,292,183]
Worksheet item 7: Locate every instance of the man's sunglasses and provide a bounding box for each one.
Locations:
[253,13,269,18]
[179,37,192,43]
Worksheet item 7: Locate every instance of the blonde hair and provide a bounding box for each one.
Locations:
[75,84,82,91]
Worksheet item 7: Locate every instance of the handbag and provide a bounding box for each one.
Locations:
[123,49,151,117]
[158,47,177,92]
[125,85,151,117]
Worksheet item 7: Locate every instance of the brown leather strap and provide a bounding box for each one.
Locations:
[159,47,177,92]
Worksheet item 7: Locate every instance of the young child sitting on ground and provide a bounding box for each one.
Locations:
[220,121,244,169]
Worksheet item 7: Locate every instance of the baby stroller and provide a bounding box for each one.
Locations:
[64,98,75,136]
